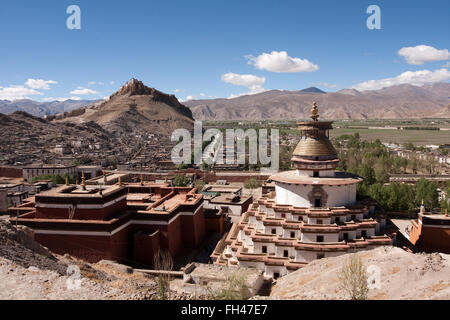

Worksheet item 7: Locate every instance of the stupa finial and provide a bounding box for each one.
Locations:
[310,101,319,121]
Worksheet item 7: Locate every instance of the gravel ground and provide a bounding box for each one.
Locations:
[0,219,192,300]
[269,246,450,300]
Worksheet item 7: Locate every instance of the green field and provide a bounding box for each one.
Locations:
[330,128,450,146]
[205,119,450,146]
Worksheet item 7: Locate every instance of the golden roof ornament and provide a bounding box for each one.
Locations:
[310,101,319,122]
[65,176,69,186]
[118,176,122,186]
[140,174,144,186]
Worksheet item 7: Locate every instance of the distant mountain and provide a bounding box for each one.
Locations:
[185,83,450,120]
[52,79,194,135]
[0,99,99,118]
[299,87,326,94]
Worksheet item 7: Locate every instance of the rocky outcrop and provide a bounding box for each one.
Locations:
[269,246,450,300]
[54,79,194,136]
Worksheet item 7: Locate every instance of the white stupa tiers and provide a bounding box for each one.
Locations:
[212,102,395,279]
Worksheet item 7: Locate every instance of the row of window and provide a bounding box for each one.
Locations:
[277,214,358,223]
[268,229,367,241]
[261,246,327,262]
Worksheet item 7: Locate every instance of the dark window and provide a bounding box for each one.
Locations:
[351,215,356,221]
[317,219,323,224]
[343,233,349,241]
[271,228,276,235]
[262,246,267,253]
[314,198,322,208]
[317,253,325,259]
[290,231,295,238]
[283,250,289,257]
[273,272,280,279]
[313,171,319,177]
[335,217,340,223]
[317,235,324,242]
[281,213,285,218]
[361,230,367,238]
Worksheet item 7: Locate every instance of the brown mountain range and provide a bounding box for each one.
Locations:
[184,83,450,120]
[52,79,194,135]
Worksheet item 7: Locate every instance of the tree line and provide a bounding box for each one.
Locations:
[335,133,442,213]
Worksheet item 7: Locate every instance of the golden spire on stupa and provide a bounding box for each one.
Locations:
[310,101,319,121]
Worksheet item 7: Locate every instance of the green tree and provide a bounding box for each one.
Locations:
[173,174,190,187]
[374,168,390,184]
[415,178,439,211]
[194,179,205,192]
[244,178,261,189]
[357,164,376,186]
[177,163,190,170]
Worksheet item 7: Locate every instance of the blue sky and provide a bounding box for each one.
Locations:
[0,0,449,102]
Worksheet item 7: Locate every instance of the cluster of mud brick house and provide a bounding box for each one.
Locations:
[10,181,209,268]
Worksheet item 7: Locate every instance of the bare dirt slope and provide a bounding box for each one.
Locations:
[270,246,450,300]
[0,219,187,300]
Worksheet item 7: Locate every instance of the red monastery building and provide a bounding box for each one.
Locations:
[11,177,205,267]
[211,103,395,279]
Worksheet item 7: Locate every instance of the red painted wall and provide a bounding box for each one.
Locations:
[0,166,23,178]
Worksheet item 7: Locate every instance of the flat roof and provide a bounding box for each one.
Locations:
[210,194,251,205]
[37,184,124,198]
[270,170,362,186]
[143,192,202,214]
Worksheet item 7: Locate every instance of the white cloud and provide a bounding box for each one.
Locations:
[186,95,196,101]
[88,81,105,86]
[398,45,450,65]
[0,85,43,100]
[110,81,115,85]
[199,93,205,96]
[174,89,182,93]
[222,72,265,91]
[317,82,338,88]
[246,51,319,73]
[352,68,450,91]
[42,97,69,102]
[42,96,82,102]
[221,72,267,98]
[442,62,450,68]
[70,87,99,95]
[25,79,57,90]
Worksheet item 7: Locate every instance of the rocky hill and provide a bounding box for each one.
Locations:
[0,80,195,167]
[53,79,194,136]
[269,246,450,300]
[185,83,450,120]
